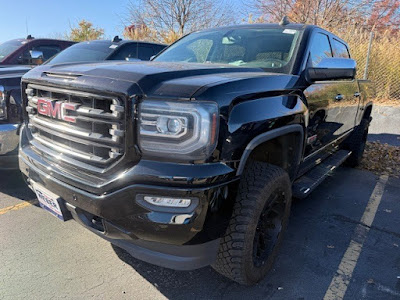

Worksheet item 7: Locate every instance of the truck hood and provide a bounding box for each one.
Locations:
[23,61,298,99]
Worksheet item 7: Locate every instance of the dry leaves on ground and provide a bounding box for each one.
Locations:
[358,141,400,178]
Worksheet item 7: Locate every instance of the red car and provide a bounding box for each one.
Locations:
[0,35,74,67]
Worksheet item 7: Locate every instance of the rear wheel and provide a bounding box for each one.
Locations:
[212,161,292,285]
[344,118,370,167]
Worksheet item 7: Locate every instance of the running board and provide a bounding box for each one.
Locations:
[292,150,352,199]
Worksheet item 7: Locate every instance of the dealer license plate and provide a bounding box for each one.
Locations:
[33,183,65,221]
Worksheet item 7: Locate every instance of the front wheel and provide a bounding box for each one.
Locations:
[212,161,292,285]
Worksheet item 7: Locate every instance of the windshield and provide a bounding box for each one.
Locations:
[0,40,24,62]
[47,41,113,65]
[154,28,301,72]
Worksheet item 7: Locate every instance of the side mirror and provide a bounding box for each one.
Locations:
[306,58,356,82]
[29,50,44,65]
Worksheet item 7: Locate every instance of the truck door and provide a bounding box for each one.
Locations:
[330,38,361,130]
[303,32,360,163]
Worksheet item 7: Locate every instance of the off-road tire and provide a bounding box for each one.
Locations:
[344,118,370,167]
[212,161,292,285]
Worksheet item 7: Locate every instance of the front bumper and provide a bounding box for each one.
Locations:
[19,125,238,270]
[0,123,19,169]
[65,200,221,270]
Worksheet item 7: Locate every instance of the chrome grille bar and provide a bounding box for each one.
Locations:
[25,84,126,172]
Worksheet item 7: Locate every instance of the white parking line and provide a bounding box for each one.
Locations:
[323,174,389,300]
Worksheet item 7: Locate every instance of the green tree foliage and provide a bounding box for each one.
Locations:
[68,20,104,42]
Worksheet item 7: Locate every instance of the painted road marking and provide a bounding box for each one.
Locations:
[0,200,37,216]
[323,175,389,300]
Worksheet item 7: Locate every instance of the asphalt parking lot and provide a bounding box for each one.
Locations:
[0,167,399,299]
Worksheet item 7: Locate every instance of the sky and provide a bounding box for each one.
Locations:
[0,0,131,42]
[0,0,245,43]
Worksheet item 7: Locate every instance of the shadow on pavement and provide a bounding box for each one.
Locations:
[0,169,36,201]
[109,168,388,300]
[111,244,240,299]
[110,199,308,300]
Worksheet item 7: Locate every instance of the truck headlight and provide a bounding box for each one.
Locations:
[138,100,218,160]
[0,86,6,120]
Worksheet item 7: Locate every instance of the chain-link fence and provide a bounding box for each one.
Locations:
[345,30,400,101]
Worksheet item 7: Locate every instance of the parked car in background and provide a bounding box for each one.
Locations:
[46,37,166,64]
[0,36,74,67]
[19,22,374,285]
[0,36,74,169]
[0,37,166,169]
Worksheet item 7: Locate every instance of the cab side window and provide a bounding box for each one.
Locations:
[309,33,333,66]
[153,45,166,56]
[19,44,61,64]
[109,43,138,60]
[33,45,61,60]
[137,45,155,60]
[332,39,350,58]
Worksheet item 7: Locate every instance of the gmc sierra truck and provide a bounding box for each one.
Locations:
[19,23,373,285]
[0,37,165,169]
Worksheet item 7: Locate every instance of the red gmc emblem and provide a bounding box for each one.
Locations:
[37,98,78,123]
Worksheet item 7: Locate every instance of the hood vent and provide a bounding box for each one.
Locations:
[43,72,82,80]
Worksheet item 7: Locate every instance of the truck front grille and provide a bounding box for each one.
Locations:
[25,84,125,173]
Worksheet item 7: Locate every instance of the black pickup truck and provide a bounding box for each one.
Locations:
[19,23,373,285]
[0,37,165,169]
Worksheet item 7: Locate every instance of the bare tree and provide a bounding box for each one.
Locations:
[367,0,400,31]
[250,0,376,30]
[125,0,235,43]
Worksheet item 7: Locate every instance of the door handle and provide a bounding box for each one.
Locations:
[335,94,344,101]
[354,92,361,97]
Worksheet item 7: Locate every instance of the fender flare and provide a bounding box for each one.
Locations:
[236,124,305,176]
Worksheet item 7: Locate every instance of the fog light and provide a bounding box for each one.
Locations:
[144,196,191,208]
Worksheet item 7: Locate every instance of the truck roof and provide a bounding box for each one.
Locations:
[82,39,166,47]
[198,23,312,32]
[5,37,72,44]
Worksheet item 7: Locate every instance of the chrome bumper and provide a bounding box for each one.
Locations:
[0,123,19,155]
